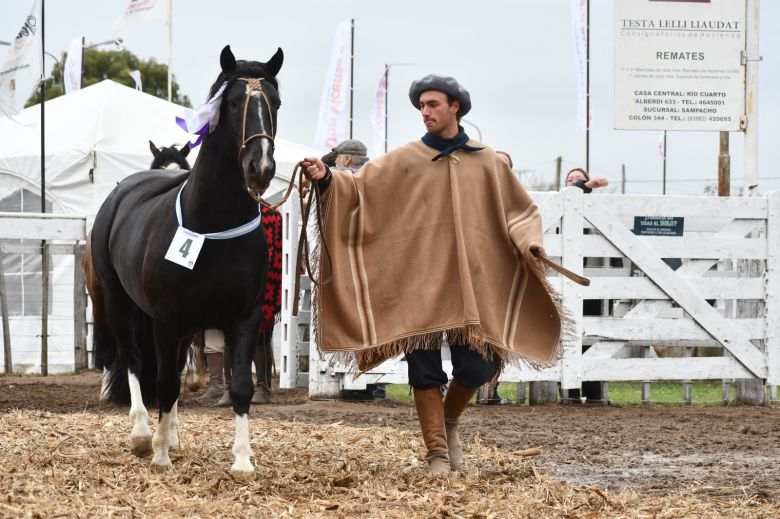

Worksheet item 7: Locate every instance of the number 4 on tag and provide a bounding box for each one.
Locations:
[165,226,206,269]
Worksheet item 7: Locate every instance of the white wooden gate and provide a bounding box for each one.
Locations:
[281,190,779,397]
[0,212,88,374]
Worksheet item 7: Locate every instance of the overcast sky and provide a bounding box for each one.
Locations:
[2,0,778,195]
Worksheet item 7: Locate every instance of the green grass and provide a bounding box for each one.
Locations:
[384,381,743,406]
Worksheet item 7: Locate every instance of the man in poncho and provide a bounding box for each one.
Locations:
[301,74,563,477]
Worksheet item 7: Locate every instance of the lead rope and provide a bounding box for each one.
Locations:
[292,165,333,316]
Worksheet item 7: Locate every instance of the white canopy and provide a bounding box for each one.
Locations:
[0,80,317,217]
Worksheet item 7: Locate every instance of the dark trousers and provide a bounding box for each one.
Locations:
[406,344,495,390]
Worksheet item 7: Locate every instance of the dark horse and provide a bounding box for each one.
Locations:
[88,45,283,473]
[149,141,191,171]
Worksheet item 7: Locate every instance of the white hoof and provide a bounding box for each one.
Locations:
[230,459,255,475]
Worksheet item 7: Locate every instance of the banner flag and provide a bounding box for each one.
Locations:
[370,68,388,159]
[63,37,83,94]
[128,70,142,91]
[658,132,665,158]
[0,0,43,117]
[112,0,167,37]
[569,0,589,131]
[312,19,352,150]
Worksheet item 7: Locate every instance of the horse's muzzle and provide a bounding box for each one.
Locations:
[243,156,275,191]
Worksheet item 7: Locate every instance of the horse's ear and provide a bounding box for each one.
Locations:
[149,140,159,157]
[180,143,190,158]
[266,47,284,77]
[220,45,236,73]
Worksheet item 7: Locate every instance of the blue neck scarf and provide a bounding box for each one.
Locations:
[421,125,484,161]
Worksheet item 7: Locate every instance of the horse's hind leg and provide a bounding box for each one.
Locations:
[99,272,153,456]
[150,323,183,470]
[127,369,153,456]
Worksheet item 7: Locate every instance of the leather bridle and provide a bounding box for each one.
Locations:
[235,77,278,205]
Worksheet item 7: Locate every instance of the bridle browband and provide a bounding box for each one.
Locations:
[235,76,278,205]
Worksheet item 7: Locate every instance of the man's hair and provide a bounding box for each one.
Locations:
[350,154,369,167]
[445,93,463,122]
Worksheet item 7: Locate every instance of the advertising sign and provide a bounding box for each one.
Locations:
[614,0,745,131]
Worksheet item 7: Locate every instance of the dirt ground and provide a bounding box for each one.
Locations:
[1,372,778,517]
[2,372,778,494]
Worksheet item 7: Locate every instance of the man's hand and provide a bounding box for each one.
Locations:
[301,156,327,181]
[529,244,545,264]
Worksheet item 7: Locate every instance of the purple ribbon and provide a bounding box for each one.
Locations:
[176,117,209,148]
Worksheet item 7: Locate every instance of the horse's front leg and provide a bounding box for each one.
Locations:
[150,324,183,471]
[227,309,262,474]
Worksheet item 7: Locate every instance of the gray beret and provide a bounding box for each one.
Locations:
[408,74,471,116]
[333,139,367,156]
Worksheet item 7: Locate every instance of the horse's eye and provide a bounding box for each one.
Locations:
[229,99,240,110]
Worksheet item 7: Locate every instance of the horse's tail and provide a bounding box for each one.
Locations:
[101,306,158,407]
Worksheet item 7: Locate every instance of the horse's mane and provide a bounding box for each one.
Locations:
[207,60,279,100]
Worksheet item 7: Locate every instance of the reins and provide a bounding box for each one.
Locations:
[291,163,332,315]
[242,159,333,316]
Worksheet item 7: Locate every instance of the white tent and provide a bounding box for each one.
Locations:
[0,79,318,217]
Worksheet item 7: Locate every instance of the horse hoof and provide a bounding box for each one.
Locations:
[131,436,153,457]
[150,462,171,473]
[230,461,255,476]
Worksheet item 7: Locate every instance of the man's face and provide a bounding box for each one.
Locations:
[335,154,352,168]
[419,90,459,136]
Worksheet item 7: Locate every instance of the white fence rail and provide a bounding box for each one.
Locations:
[281,190,779,398]
[0,212,88,375]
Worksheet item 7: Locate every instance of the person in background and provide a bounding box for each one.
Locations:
[321,139,370,173]
[565,167,608,192]
[301,139,370,201]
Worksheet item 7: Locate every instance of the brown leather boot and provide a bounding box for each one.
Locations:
[198,352,225,403]
[443,381,478,471]
[413,387,450,477]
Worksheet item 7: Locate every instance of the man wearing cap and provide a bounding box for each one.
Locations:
[322,139,370,173]
[300,75,563,477]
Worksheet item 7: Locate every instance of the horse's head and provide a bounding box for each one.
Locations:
[149,141,191,170]
[209,45,283,196]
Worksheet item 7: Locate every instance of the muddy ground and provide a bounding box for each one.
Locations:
[2,371,778,501]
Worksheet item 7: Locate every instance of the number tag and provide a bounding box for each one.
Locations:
[164,226,206,270]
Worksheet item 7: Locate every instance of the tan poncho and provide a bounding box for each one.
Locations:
[313,139,563,372]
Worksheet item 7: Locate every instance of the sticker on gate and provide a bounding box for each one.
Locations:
[164,226,206,269]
